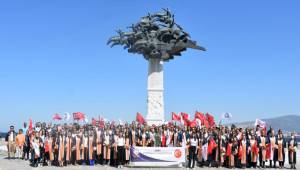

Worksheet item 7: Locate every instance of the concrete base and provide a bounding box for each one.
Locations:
[146,58,164,125]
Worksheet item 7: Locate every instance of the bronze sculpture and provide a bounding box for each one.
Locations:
[108,8,205,61]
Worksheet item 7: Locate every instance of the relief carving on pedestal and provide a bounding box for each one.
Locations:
[147,91,164,118]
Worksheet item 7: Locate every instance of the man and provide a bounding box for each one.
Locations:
[258,130,268,168]
[288,132,298,169]
[15,129,25,159]
[5,125,17,159]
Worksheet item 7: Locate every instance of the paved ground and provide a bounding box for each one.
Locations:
[0,140,299,170]
[0,153,298,170]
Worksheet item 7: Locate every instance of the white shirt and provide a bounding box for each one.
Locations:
[117,137,125,146]
[104,135,110,145]
[190,138,198,146]
[9,132,14,142]
[83,136,88,147]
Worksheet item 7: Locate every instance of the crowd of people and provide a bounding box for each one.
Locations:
[4,120,298,169]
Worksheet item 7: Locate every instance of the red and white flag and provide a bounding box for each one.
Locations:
[92,117,97,126]
[206,112,215,127]
[171,112,181,121]
[189,118,197,127]
[73,112,85,121]
[255,119,266,129]
[195,111,205,122]
[29,118,33,131]
[136,112,145,124]
[52,113,62,121]
[180,112,190,126]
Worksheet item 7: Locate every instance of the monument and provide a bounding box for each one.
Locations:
[108,9,205,125]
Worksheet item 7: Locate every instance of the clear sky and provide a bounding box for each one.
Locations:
[0,0,300,131]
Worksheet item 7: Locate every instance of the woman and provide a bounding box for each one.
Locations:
[249,134,259,168]
[82,131,89,165]
[116,132,125,168]
[226,137,234,168]
[103,128,111,165]
[188,132,198,169]
[57,132,65,167]
[96,127,103,164]
[238,133,248,169]
[65,132,72,165]
[88,130,96,165]
[75,133,83,165]
[31,132,42,167]
[274,131,285,169]
[124,132,130,165]
[43,131,51,166]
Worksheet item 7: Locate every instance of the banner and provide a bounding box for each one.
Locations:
[130,146,185,167]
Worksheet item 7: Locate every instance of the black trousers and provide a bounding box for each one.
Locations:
[188,146,196,168]
[23,145,30,159]
[117,146,125,166]
[71,150,76,165]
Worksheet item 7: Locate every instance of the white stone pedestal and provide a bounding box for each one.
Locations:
[146,58,164,125]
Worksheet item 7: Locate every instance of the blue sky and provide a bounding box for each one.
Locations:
[0,1,300,131]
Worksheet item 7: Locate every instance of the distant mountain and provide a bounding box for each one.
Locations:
[0,132,6,138]
[228,115,300,134]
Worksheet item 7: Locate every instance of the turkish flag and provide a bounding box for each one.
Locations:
[195,111,205,121]
[136,112,145,124]
[73,112,85,121]
[92,118,97,126]
[181,112,189,120]
[99,117,105,128]
[180,112,190,126]
[203,119,209,128]
[205,113,215,127]
[171,112,181,121]
[189,119,197,127]
[53,113,62,121]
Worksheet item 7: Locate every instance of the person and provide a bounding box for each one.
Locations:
[15,129,25,159]
[238,133,248,169]
[96,127,103,164]
[31,131,42,167]
[268,129,276,168]
[116,132,125,168]
[258,130,268,168]
[188,132,198,169]
[154,127,161,147]
[88,130,96,165]
[274,131,285,169]
[249,134,258,168]
[75,132,83,165]
[103,128,111,165]
[23,130,31,160]
[5,125,17,159]
[288,132,298,169]
[226,137,234,168]
[124,131,130,165]
[65,132,73,165]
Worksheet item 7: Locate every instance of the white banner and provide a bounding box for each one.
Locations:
[130,146,185,167]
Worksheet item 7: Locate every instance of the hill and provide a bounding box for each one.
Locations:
[229,115,300,133]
